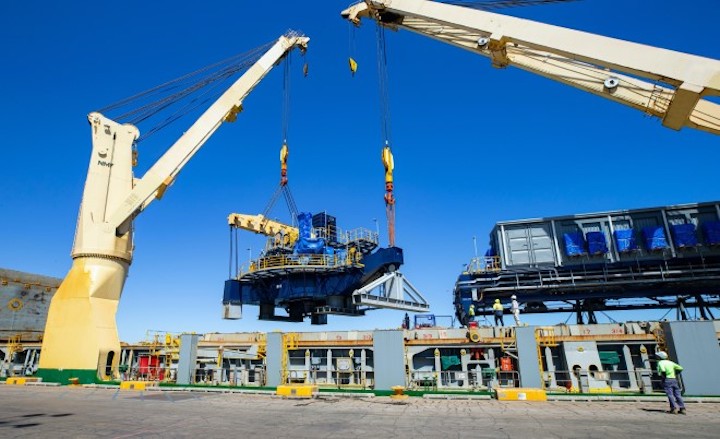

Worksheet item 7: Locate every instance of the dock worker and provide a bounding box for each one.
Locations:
[511,295,521,326]
[656,351,686,414]
[492,299,504,326]
[468,304,475,323]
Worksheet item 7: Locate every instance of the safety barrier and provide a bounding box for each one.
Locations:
[121,365,172,382]
[245,252,362,274]
[541,368,680,394]
[286,368,372,389]
[178,366,266,386]
[344,227,379,245]
[408,369,521,390]
[409,371,439,390]
[467,256,501,273]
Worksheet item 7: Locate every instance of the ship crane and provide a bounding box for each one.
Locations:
[37,33,309,384]
[342,0,720,135]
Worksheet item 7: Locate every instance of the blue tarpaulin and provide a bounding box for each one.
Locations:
[295,212,326,254]
[613,229,638,253]
[297,212,313,239]
[670,223,698,248]
[642,226,668,251]
[294,236,325,254]
[586,231,608,255]
[703,221,720,246]
[563,232,586,256]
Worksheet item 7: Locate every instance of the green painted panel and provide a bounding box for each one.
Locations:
[36,368,98,384]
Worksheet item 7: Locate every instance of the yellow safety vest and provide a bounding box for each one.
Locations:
[657,359,683,379]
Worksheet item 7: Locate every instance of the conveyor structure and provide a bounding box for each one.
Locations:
[455,201,720,325]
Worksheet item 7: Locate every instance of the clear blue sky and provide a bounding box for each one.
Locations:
[2,1,719,342]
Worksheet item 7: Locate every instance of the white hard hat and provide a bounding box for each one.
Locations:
[469,304,474,308]
[656,351,668,360]
[511,295,517,299]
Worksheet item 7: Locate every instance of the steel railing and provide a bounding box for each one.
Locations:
[541,368,681,394]
[467,256,502,273]
[243,253,362,274]
[287,368,372,388]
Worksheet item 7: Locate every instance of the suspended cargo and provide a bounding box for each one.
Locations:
[224,212,428,324]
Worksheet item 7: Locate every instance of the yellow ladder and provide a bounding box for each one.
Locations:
[256,333,267,359]
[280,333,299,385]
[500,328,517,353]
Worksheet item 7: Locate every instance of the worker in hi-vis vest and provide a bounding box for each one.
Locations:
[468,304,475,323]
[656,351,686,414]
[492,299,504,326]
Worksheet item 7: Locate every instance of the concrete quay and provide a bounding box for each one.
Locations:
[1,385,719,438]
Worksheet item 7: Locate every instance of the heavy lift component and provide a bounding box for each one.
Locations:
[37,33,310,384]
[224,222,430,324]
[224,162,429,323]
[342,0,720,135]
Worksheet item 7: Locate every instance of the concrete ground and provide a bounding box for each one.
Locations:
[1,385,718,438]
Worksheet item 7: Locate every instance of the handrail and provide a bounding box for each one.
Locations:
[243,252,363,275]
[467,256,501,273]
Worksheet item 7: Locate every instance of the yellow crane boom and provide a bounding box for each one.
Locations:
[228,213,299,247]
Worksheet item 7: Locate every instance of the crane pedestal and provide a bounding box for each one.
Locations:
[36,257,127,384]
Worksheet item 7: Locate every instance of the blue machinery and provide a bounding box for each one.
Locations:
[455,201,720,325]
[223,212,429,324]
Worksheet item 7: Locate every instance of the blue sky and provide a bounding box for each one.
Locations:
[2,1,719,342]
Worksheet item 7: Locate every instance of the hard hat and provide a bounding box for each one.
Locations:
[469,304,474,308]
[656,351,668,360]
[495,299,500,303]
[511,295,517,299]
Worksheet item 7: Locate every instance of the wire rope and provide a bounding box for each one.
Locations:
[442,0,580,10]
[375,24,392,145]
[95,40,276,143]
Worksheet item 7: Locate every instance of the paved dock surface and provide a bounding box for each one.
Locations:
[1,385,719,438]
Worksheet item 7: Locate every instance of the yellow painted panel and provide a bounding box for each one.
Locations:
[276,384,317,398]
[120,381,157,391]
[39,258,126,372]
[5,377,41,385]
[496,388,547,401]
[588,387,612,393]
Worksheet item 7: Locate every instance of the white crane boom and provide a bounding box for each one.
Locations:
[108,35,310,231]
[342,0,720,135]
